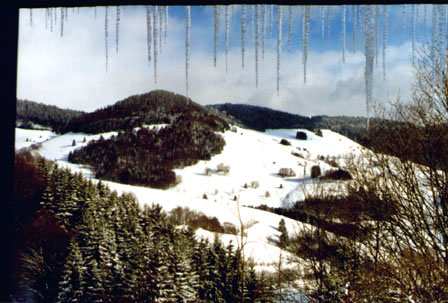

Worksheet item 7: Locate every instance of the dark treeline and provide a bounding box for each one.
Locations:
[65,90,229,134]
[16,99,85,133]
[68,113,227,189]
[208,103,384,146]
[13,151,274,303]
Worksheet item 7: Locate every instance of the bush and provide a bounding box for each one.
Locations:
[291,151,304,158]
[311,165,321,178]
[322,169,352,180]
[280,139,291,146]
[216,163,230,175]
[314,129,323,137]
[278,168,296,178]
[202,193,208,200]
[296,131,307,140]
[265,191,270,198]
[205,167,213,176]
[251,181,259,188]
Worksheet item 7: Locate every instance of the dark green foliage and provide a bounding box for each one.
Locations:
[65,90,229,134]
[278,219,289,248]
[310,165,321,179]
[16,99,84,133]
[321,169,352,180]
[208,103,382,147]
[68,114,226,189]
[13,151,266,302]
[279,139,291,146]
[296,131,307,140]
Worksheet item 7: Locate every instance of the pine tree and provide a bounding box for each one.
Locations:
[278,218,289,248]
[56,239,84,303]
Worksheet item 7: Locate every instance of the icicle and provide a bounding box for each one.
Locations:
[375,6,380,66]
[251,5,255,45]
[153,6,158,84]
[214,5,219,67]
[402,5,407,42]
[320,6,325,40]
[105,7,109,73]
[438,4,446,88]
[302,5,310,84]
[95,6,97,19]
[353,5,357,53]
[29,9,32,26]
[424,5,427,39]
[60,8,64,37]
[50,8,53,32]
[262,5,266,60]
[241,5,247,68]
[225,6,230,72]
[415,4,419,42]
[116,7,120,53]
[65,7,68,22]
[159,6,163,54]
[327,6,331,42]
[382,5,389,81]
[269,5,274,38]
[276,6,283,96]
[45,8,48,30]
[342,5,346,63]
[146,6,152,66]
[231,5,235,20]
[165,6,168,44]
[287,6,293,52]
[186,6,191,103]
[363,6,375,130]
[431,5,438,89]
[54,7,57,27]
[255,5,260,87]
[411,4,416,64]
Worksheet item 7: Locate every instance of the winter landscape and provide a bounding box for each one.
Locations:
[13,4,448,303]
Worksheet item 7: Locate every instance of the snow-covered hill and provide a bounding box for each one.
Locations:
[15,126,366,271]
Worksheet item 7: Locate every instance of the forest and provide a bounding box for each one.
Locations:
[64,90,229,134]
[13,150,274,303]
[16,99,85,133]
[68,112,227,189]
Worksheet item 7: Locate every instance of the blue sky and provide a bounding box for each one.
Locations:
[16,5,441,116]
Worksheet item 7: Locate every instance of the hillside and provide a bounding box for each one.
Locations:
[16,99,85,133]
[65,90,229,134]
[15,124,365,272]
[208,103,371,145]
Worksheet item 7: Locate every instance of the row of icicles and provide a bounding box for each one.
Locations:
[31,5,447,126]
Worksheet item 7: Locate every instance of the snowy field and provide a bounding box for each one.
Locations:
[15,126,365,271]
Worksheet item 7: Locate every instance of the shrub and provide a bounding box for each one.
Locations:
[251,181,259,188]
[205,167,213,176]
[322,169,352,180]
[280,139,291,146]
[296,131,307,140]
[280,184,283,189]
[216,163,230,175]
[243,183,248,189]
[311,165,321,178]
[291,151,304,158]
[278,168,296,178]
[265,191,270,198]
[314,129,323,137]
[202,193,208,200]
[223,222,238,234]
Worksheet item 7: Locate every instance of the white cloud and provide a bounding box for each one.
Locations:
[17,7,416,117]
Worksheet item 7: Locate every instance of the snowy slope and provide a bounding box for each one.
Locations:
[15,126,366,271]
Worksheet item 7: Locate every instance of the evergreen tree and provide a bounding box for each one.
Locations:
[278,218,288,248]
[56,239,84,303]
